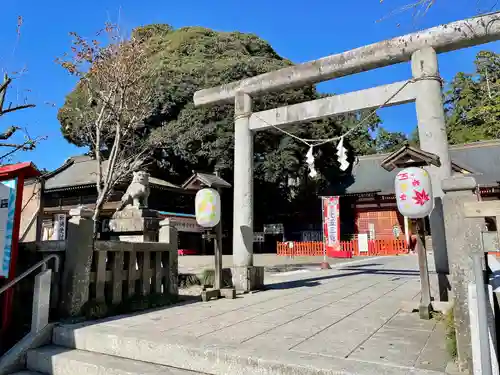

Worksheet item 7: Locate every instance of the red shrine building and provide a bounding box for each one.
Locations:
[338,140,500,244]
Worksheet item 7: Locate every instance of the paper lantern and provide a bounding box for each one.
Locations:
[395,167,434,219]
[195,188,221,228]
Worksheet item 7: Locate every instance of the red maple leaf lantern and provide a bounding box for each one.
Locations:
[395,167,434,218]
[413,189,430,206]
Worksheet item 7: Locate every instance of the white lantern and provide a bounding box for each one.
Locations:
[195,188,221,228]
[395,167,434,219]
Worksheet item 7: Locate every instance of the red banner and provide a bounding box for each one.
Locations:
[322,196,340,253]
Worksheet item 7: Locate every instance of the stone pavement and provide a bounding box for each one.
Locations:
[178,253,372,274]
[58,255,450,374]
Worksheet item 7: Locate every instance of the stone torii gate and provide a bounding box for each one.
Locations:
[193,12,500,293]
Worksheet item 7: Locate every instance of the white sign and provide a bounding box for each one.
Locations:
[52,214,67,240]
[301,231,321,242]
[263,224,284,234]
[358,233,369,253]
[171,217,204,233]
[395,167,434,219]
[368,223,375,240]
[0,179,17,277]
[254,232,265,243]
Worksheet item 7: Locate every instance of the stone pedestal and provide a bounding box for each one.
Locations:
[231,266,264,292]
[109,208,160,242]
[60,206,94,317]
[159,219,179,296]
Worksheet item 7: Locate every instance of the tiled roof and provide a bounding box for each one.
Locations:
[345,140,500,195]
[43,155,180,191]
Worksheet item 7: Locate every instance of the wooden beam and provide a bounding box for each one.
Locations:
[194,12,500,106]
[463,201,500,218]
[249,81,416,130]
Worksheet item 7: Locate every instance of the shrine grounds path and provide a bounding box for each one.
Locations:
[57,255,451,374]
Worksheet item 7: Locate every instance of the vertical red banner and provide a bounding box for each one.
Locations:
[322,196,340,255]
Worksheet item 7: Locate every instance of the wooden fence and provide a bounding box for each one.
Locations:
[90,241,177,306]
[276,239,408,257]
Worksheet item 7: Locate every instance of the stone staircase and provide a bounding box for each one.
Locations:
[8,319,449,375]
[14,346,202,375]
[9,325,206,375]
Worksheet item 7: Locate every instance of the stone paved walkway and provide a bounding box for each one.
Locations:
[64,255,450,374]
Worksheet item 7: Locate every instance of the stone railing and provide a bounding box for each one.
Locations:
[91,241,178,306]
[19,206,178,318]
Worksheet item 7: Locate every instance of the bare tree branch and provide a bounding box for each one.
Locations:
[0,72,44,162]
[0,135,47,162]
[58,23,159,233]
[378,0,499,24]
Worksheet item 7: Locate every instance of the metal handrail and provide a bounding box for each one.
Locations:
[0,254,60,296]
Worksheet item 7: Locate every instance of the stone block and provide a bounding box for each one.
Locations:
[201,289,220,302]
[109,208,160,242]
[231,266,264,292]
[31,269,52,334]
[110,210,160,232]
[220,287,236,299]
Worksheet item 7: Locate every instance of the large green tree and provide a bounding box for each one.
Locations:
[58,25,406,228]
[445,50,500,144]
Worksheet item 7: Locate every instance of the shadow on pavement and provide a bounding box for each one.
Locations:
[266,268,422,290]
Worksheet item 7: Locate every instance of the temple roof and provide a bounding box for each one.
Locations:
[182,172,231,190]
[43,155,180,192]
[345,140,500,195]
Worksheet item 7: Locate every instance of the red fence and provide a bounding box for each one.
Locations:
[276,239,408,257]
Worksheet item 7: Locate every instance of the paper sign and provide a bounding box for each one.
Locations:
[322,196,340,252]
[358,233,369,253]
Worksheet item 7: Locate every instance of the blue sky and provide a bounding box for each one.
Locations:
[1,0,498,171]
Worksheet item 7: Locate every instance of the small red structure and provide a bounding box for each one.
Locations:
[0,162,40,333]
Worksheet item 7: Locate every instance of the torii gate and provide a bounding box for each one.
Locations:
[193,12,500,293]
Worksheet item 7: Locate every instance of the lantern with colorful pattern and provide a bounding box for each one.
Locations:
[195,188,221,228]
[395,167,433,218]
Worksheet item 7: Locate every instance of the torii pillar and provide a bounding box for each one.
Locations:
[412,47,453,300]
[231,92,264,292]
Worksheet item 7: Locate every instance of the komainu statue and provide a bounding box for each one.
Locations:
[116,171,150,211]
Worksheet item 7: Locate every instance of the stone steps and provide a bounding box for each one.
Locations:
[49,323,447,375]
[26,346,203,375]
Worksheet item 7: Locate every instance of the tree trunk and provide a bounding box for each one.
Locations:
[92,195,105,240]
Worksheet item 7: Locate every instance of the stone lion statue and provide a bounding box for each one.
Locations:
[116,171,150,211]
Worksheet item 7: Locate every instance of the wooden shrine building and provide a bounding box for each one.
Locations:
[19,155,228,252]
